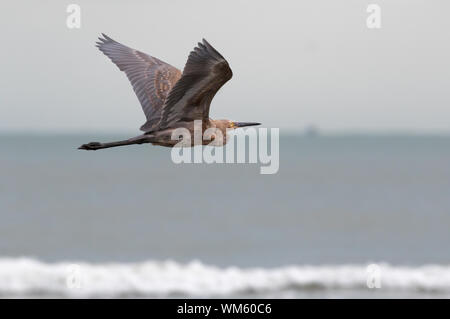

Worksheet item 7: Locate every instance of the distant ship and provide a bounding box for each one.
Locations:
[304,125,320,138]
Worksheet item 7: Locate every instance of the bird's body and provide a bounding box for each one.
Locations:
[79,34,260,151]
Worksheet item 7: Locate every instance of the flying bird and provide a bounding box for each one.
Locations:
[79,34,260,150]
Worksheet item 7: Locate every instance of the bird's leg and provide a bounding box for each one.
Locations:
[78,135,151,150]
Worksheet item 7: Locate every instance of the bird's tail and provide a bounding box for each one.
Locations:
[78,135,149,151]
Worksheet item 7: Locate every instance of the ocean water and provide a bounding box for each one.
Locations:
[1,133,450,298]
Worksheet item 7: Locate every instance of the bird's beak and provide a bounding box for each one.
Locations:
[233,122,261,128]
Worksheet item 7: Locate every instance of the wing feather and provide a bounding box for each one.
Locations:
[96,34,182,132]
[158,39,232,128]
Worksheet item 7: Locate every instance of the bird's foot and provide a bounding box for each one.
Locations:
[78,142,102,150]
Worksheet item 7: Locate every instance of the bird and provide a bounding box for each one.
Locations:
[78,34,260,150]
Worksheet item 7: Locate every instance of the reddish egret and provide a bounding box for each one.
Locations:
[79,34,260,150]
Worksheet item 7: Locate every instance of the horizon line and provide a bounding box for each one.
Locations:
[1,128,450,137]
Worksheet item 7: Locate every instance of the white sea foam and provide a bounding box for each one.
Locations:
[0,257,450,298]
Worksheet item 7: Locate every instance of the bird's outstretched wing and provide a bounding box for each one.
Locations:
[158,39,232,128]
[96,34,182,132]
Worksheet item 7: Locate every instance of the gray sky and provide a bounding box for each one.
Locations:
[1,0,449,133]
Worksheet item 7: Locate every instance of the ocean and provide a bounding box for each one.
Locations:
[1,133,450,298]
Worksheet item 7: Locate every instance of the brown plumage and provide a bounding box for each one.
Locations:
[79,34,260,150]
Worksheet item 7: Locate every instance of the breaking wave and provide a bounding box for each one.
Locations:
[1,257,450,298]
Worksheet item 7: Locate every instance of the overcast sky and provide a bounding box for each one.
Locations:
[1,0,449,133]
